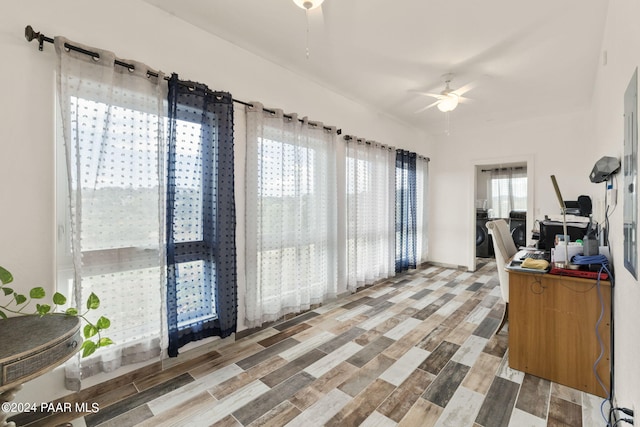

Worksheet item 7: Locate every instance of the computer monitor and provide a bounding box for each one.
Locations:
[538,220,588,250]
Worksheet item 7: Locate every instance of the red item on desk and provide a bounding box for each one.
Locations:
[548,268,609,280]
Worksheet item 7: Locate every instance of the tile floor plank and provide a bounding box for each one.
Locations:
[325,379,396,427]
[422,360,471,408]
[515,373,552,419]
[474,376,520,427]
[232,372,316,425]
[418,341,460,375]
[377,368,434,422]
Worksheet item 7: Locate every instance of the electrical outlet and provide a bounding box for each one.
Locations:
[614,403,635,425]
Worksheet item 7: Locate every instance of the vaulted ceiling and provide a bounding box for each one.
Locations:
[144,0,609,135]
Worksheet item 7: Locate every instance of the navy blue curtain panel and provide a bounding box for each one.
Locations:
[395,149,417,272]
[166,74,237,357]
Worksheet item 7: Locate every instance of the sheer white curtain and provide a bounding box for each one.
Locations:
[245,103,338,328]
[416,156,430,264]
[345,138,395,291]
[488,167,527,218]
[55,37,167,390]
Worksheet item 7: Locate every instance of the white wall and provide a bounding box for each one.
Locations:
[428,0,640,409]
[0,0,431,403]
[590,0,640,411]
[429,110,596,269]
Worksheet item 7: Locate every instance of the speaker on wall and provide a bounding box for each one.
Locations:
[590,156,620,183]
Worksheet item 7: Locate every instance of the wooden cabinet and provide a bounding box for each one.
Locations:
[508,270,611,397]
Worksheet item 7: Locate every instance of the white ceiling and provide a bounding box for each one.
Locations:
[144,0,609,135]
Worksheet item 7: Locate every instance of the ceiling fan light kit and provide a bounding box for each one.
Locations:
[293,0,324,10]
[437,93,459,112]
[414,73,472,114]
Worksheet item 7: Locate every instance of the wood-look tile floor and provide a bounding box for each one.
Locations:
[12,260,608,427]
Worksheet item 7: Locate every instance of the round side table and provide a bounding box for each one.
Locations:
[0,315,81,427]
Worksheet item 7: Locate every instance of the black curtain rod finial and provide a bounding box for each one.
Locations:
[24,25,37,42]
[24,25,42,51]
[25,25,52,51]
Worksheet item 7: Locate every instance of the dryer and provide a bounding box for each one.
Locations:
[476,210,493,258]
[509,210,527,248]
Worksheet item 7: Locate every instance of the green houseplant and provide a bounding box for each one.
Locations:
[0,265,113,357]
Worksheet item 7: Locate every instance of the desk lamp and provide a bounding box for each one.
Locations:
[550,175,570,268]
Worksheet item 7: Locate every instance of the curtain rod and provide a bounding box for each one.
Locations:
[481,166,525,172]
[343,134,430,161]
[24,25,341,135]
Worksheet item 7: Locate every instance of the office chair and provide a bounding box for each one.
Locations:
[486,219,518,334]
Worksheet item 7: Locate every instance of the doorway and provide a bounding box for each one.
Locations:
[471,156,535,271]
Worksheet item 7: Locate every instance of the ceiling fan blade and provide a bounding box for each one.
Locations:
[414,100,440,114]
[411,91,443,99]
[452,81,477,97]
[458,97,474,104]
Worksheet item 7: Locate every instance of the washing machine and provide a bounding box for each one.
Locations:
[476,210,493,258]
[509,210,527,248]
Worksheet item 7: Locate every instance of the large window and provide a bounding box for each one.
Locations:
[489,167,527,218]
[55,52,168,388]
[395,150,417,272]
[244,105,338,328]
[56,42,237,388]
[57,97,165,348]
[346,140,395,291]
[165,77,237,356]
[167,119,216,329]
[57,97,217,347]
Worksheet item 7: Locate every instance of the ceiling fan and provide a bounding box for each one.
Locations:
[414,73,475,114]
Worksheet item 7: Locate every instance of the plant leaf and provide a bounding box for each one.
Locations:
[53,292,67,305]
[84,324,98,338]
[30,287,46,299]
[0,310,6,319]
[2,287,13,296]
[36,304,51,315]
[81,340,97,357]
[0,266,13,285]
[65,307,78,316]
[96,316,111,330]
[86,293,100,310]
[14,294,27,305]
[98,337,114,347]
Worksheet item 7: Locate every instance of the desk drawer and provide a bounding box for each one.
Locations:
[1,328,81,386]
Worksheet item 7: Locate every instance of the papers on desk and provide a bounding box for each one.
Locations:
[508,249,550,272]
[507,261,550,273]
[546,214,591,223]
[512,249,546,263]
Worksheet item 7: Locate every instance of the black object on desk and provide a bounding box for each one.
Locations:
[538,220,588,250]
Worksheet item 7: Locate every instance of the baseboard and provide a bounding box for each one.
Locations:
[427,260,468,271]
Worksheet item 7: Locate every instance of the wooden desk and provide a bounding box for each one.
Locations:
[508,269,611,397]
